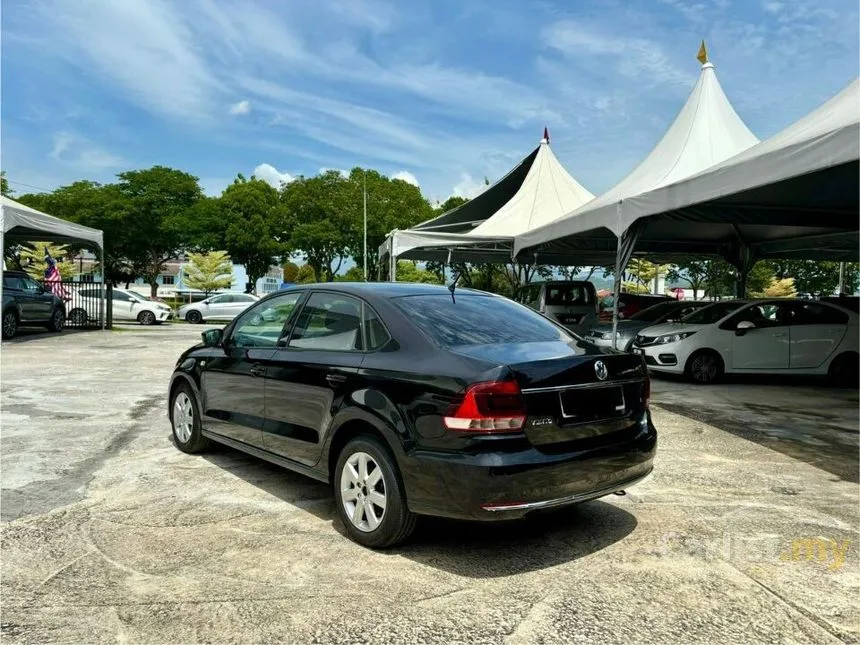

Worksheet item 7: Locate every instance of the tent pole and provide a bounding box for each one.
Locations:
[100,246,106,330]
[611,204,623,350]
[390,252,396,283]
[838,262,846,294]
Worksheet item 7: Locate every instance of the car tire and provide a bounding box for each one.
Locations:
[186,310,203,324]
[170,383,210,454]
[2,309,18,340]
[684,349,724,384]
[828,352,859,387]
[46,308,65,332]
[69,308,88,326]
[334,435,416,549]
[138,310,157,325]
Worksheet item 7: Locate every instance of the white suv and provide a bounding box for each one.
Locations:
[632,299,859,384]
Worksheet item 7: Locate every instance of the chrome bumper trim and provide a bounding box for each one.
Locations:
[522,376,645,394]
[480,469,653,512]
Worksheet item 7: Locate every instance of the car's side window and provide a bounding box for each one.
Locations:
[20,277,41,292]
[363,304,390,351]
[112,291,132,302]
[790,303,849,326]
[209,295,229,304]
[230,292,303,349]
[3,276,22,290]
[289,293,363,351]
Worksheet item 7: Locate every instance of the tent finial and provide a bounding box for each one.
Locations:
[696,40,709,65]
[542,127,549,144]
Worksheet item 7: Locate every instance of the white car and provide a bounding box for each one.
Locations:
[177,292,259,324]
[70,287,174,325]
[632,299,859,384]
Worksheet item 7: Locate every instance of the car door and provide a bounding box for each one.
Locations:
[262,291,366,466]
[199,292,304,446]
[19,276,50,320]
[786,302,850,369]
[727,302,791,370]
[205,294,232,319]
[3,276,29,319]
[111,290,136,320]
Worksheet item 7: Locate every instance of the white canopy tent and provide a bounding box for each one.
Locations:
[514,52,760,260]
[1,195,107,330]
[379,132,594,277]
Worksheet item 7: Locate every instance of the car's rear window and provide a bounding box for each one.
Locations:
[545,284,592,306]
[394,294,573,347]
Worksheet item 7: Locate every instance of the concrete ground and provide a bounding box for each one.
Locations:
[1,326,858,644]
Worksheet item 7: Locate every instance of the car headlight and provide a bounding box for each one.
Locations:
[656,331,696,344]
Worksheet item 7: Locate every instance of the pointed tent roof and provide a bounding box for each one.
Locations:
[1,195,103,249]
[381,131,593,261]
[515,48,760,256]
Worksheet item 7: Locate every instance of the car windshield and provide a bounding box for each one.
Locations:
[630,301,682,322]
[681,301,744,324]
[394,294,574,347]
[126,291,148,302]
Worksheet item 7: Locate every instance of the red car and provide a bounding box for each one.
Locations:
[599,293,672,321]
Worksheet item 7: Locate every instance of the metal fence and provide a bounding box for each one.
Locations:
[43,280,112,329]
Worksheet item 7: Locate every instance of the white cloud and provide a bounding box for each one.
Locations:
[253,163,294,188]
[49,132,126,171]
[764,1,785,12]
[451,173,486,199]
[319,167,349,177]
[229,99,251,115]
[391,170,419,186]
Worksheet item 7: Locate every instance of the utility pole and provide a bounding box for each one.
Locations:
[363,170,368,282]
[838,261,846,294]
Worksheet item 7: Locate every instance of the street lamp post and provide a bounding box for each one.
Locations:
[363,170,368,282]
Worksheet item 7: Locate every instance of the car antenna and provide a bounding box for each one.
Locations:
[448,272,460,304]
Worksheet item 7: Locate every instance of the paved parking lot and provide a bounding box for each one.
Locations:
[2,326,858,643]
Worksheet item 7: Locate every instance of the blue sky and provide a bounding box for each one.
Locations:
[2,0,857,204]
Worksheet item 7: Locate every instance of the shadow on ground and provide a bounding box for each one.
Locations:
[4,327,98,344]
[201,441,638,578]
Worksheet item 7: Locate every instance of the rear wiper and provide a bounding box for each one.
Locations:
[448,272,461,304]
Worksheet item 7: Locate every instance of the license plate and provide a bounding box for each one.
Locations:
[559,386,626,421]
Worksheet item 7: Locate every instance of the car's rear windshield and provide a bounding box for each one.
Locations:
[544,284,592,306]
[394,294,573,347]
[682,300,743,324]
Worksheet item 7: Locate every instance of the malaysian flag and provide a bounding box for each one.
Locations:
[44,248,71,301]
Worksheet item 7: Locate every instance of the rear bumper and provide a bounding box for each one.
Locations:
[402,415,657,520]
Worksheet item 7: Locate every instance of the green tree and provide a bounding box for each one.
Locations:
[295,264,317,284]
[280,170,353,282]
[184,196,227,251]
[183,251,233,295]
[346,168,433,280]
[221,175,285,292]
[626,259,668,291]
[667,261,709,296]
[768,260,859,297]
[282,261,300,283]
[435,195,469,215]
[395,261,443,284]
[20,244,75,281]
[750,277,797,298]
[336,266,366,282]
[1,171,12,196]
[115,166,204,297]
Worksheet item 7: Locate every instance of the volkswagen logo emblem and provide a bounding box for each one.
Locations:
[594,360,609,381]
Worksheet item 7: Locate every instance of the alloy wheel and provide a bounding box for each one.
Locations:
[172,392,194,443]
[139,311,156,325]
[52,310,65,331]
[2,313,17,338]
[692,354,717,382]
[70,309,87,325]
[340,451,387,532]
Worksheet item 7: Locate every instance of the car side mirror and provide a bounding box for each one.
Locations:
[735,320,755,336]
[201,328,223,347]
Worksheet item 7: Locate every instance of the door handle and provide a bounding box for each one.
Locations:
[326,373,347,386]
[250,364,266,377]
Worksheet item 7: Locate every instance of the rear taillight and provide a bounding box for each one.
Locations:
[643,377,651,409]
[443,380,526,433]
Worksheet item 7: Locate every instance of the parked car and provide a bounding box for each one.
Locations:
[632,299,859,384]
[168,283,656,548]
[1,270,66,339]
[516,280,599,331]
[178,292,259,324]
[582,300,709,352]
[598,293,673,322]
[71,287,173,325]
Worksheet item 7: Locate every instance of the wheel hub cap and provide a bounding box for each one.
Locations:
[340,451,387,532]
[172,393,194,443]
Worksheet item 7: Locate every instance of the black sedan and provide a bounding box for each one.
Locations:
[168,283,656,548]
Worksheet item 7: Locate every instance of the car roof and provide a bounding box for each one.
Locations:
[275,282,492,299]
[2,270,28,277]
